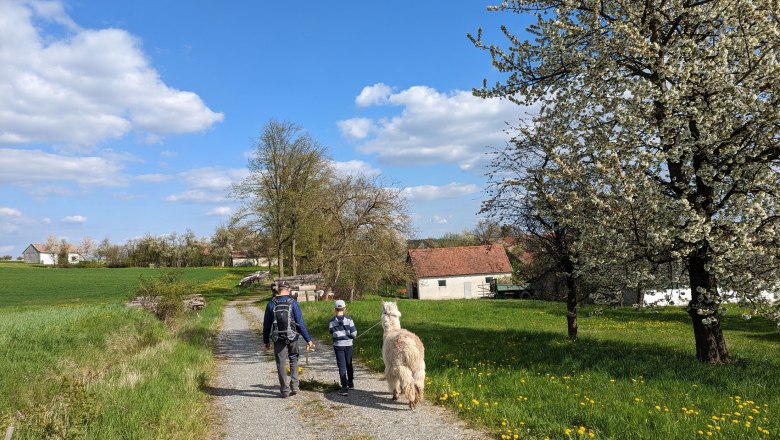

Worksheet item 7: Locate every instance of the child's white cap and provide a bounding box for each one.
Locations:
[334,299,346,309]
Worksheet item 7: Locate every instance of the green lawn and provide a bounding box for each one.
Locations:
[0,265,266,439]
[300,298,780,440]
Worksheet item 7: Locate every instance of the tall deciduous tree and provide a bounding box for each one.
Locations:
[232,119,330,277]
[472,0,780,363]
[317,175,411,292]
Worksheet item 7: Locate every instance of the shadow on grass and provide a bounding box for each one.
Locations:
[404,322,780,394]
[485,299,777,335]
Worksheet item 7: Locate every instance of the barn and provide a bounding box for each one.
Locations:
[406,244,513,300]
[22,243,82,265]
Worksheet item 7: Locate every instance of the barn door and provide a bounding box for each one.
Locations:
[464,282,472,299]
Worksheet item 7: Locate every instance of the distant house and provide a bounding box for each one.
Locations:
[231,251,275,267]
[406,244,513,300]
[22,243,82,265]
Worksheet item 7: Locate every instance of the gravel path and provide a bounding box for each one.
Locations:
[211,299,490,440]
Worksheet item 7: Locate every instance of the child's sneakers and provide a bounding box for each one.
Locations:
[338,386,349,396]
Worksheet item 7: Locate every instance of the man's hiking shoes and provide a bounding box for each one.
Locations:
[338,387,349,396]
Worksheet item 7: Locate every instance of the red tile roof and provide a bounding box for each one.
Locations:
[32,243,79,253]
[408,244,512,278]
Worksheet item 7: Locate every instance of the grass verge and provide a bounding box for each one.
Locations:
[0,265,269,439]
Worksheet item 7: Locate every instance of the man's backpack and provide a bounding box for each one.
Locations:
[270,298,298,342]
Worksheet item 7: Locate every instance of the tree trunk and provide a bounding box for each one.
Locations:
[277,243,285,277]
[292,237,297,276]
[562,256,578,340]
[332,259,342,288]
[687,253,729,364]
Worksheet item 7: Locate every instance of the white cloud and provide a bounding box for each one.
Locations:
[431,215,449,224]
[0,207,22,217]
[330,160,382,178]
[0,207,26,235]
[42,217,51,224]
[337,118,376,141]
[165,167,248,204]
[355,83,393,107]
[136,173,171,183]
[62,215,87,223]
[402,183,479,201]
[0,245,15,254]
[339,85,537,171]
[0,1,223,150]
[0,148,129,187]
[207,206,232,216]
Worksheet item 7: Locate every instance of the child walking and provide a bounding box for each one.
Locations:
[328,299,357,396]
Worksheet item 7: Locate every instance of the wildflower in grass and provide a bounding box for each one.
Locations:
[565,428,573,436]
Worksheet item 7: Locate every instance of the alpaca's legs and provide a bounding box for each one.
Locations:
[385,366,400,400]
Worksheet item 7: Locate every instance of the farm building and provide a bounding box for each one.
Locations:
[231,251,275,267]
[22,243,82,265]
[406,244,513,300]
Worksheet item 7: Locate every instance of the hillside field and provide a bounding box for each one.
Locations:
[300,297,780,440]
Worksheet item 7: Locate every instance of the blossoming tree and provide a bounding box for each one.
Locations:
[472,0,780,363]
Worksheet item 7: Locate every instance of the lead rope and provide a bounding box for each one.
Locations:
[355,320,382,340]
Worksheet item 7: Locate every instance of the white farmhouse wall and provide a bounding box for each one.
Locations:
[39,252,56,265]
[416,272,511,300]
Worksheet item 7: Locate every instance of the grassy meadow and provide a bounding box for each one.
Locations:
[0,264,263,439]
[301,298,780,440]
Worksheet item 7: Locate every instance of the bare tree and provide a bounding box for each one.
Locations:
[232,120,330,277]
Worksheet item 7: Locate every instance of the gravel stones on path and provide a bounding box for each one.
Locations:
[211,300,489,440]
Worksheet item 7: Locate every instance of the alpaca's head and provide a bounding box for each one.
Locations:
[381,301,401,331]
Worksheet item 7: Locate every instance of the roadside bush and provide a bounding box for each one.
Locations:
[134,271,192,324]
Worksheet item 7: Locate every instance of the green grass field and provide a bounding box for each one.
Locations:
[0,265,252,308]
[300,298,780,440]
[0,265,264,439]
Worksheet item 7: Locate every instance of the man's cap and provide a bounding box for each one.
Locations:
[334,299,346,309]
[277,280,291,289]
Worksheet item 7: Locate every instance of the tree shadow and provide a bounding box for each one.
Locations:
[201,383,281,399]
[321,388,408,411]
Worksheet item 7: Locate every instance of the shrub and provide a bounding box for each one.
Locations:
[134,270,192,324]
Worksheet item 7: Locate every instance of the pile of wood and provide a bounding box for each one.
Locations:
[237,270,270,287]
[127,294,206,312]
[184,294,206,310]
[275,273,326,302]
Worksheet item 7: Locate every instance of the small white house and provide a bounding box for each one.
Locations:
[23,243,82,265]
[407,244,513,300]
[231,251,275,267]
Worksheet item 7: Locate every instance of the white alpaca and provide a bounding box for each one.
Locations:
[381,301,426,409]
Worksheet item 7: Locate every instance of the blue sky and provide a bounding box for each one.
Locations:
[0,0,537,256]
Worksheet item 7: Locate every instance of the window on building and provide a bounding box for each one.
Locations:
[438,279,446,287]
[485,276,493,283]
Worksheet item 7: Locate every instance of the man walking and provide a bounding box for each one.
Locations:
[263,281,313,397]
